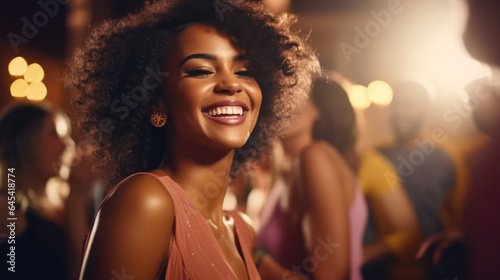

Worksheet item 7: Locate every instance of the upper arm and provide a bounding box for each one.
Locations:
[359,150,421,260]
[300,142,350,280]
[378,187,423,262]
[80,174,174,280]
[359,150,417,231]
[378,188,418,232]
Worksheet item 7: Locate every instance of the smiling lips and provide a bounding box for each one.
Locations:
[203,100,249,125]
[207,106,244,116]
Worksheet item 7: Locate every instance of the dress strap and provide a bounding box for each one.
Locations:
[227,210,261,279]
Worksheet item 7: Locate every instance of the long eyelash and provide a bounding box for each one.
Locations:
[235,70,254,77]
[185,67,214,76]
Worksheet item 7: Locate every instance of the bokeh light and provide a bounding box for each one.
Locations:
[24,63,45,82]
[10,79,29,97]
[27,81,48,100]
[348,85,371,109]
[9,58,48,101]
[55,113,69,138]
[8,57,28,76]
[367,80,393,106]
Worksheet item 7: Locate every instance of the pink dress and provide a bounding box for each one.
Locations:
[256,178,367,280]
[349,182,368,280]
[81,172,261,280]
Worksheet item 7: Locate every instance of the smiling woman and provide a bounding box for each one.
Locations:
[64,0,319,279]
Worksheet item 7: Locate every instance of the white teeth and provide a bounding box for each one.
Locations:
[207,106,244,116]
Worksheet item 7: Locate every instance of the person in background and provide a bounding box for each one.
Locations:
[406,2,500,278]
[310,79,368,280]
[362,81,467,280]
[460,1,500,276]
[416,77,500,279]
[358,136,421,279]
[0,101,95,280]
[256,79,367,280]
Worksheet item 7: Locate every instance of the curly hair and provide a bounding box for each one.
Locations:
[64,0,320,190]
[311,78,357,155]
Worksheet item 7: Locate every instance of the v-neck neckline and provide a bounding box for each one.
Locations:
[161,174,251,280]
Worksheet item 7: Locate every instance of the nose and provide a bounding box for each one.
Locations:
[214,72,243,95]
[56,136,73,156]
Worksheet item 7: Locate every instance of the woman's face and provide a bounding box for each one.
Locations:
[281,97,319,139]
[33,114,71,179]
[162,23,262,153]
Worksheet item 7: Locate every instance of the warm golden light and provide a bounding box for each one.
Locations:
[27,81,47,100]
[24,63,44,82]
[8,57,28,76]
[348,85,371,109]
[367,80,393,106]
[54,114,69,137]
[10,79,29,97]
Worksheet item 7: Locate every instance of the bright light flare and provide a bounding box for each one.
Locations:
[10,79,29,97]
[348,85,371,109]
[367,80,393,105]
[8,57,28,76]
[27,81,47,100]
[24,63,45,82]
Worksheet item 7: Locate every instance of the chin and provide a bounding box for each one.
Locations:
[220,138,249,151]
[207,132,250,152]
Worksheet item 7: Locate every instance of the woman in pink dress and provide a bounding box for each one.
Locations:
[256,79,367,280]
[64,0,319,279]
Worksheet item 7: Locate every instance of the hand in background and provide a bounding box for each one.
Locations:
[416,230,463,266]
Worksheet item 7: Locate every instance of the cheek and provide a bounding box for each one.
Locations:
[166,80,210,133]
[246,83,263,119]
[33,144,53,173]
[42,139,62,163]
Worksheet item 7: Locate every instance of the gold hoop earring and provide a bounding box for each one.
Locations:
[151,109,167,127]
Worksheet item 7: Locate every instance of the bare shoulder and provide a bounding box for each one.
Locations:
[299,141,346,198]
[101,173,174,217]
[95,173,176,239]
[82,173,175,279]
[300,140,341,169]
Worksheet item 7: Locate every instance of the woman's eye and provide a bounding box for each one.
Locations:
[235,70,253,77]
[186,68,214,77]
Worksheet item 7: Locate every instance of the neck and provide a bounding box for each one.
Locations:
[161,138,234,224]
[280,130,314,175]
[281,130,314,157]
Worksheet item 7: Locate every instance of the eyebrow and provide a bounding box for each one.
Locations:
[178,53,249,69]
[234,54,249,61]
